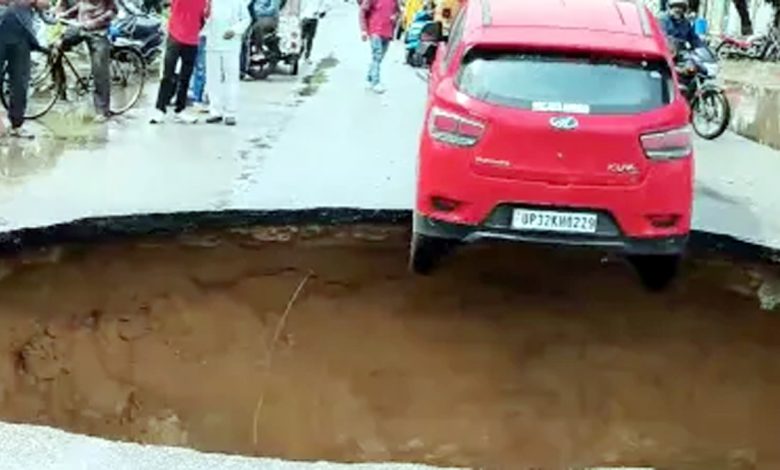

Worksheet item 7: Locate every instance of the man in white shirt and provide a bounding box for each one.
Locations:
[300,0,329,63]
[203,0,250,125]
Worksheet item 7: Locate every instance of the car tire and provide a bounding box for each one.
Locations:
[628,255,681,292]
[409,232,454,275]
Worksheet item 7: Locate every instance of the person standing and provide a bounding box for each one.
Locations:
[0,0,49,138]
[251,0,281,41]
[150,0,209,124]
[55,0,118,122]
[203,0,248,125]
[300,0,329,64]
[732,0,753,36]
[359,0,398,94]
[188,32,208,112]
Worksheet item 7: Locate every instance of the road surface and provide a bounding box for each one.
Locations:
[0,2,777,253]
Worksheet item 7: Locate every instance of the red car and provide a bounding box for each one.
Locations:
[411,0,694,289]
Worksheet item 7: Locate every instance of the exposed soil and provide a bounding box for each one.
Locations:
[0,225,778,469]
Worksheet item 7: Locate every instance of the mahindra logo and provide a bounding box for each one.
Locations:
[549,116,579,131]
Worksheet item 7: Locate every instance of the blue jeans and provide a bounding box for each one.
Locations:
[189,36,207,103]
[367,35,389,86]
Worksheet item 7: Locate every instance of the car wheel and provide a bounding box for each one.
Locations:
[409,232,455,275]
[628,255,681,292]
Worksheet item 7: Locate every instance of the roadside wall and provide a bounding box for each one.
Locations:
[722,61,780,150]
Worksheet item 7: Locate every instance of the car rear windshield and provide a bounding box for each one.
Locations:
[456,50,673,114]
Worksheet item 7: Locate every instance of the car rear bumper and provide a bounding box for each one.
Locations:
[414,212,688,255]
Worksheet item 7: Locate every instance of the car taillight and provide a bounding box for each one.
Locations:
[428,107,485,147]
[640,126,692,160]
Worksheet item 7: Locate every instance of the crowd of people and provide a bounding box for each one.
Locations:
[0,0,117,138]
[149,0,341,125]
[0,0,334,136]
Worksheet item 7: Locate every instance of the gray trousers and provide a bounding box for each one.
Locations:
[61,27,112,116]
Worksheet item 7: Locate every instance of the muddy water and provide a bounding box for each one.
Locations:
[0,226,778,469]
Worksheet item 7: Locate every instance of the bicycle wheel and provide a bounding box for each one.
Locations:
[0,54,59,120]
[109,46,146,115]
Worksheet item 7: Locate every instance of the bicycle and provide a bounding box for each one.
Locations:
[0,17,146,120]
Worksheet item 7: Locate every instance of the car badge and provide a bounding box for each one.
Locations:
[549,116,579,131]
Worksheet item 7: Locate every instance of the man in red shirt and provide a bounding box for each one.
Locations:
[150,0,209,124]
[359,0,398,94]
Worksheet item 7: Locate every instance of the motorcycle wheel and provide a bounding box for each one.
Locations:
[715,41,746,60]
[691,89,731,140]
[291,58,299,76]
[248,65,272,80]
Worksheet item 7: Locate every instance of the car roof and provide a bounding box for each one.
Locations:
[463,0,668,59]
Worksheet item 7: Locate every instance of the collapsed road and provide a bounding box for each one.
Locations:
[0,224,778,469]
[1,1,779,469]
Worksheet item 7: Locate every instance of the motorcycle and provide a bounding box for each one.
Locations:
[715,26,780,61]
[404,9,434,67]
[244,15,302,79]
[109,0,164,67]
[675,42,731,140]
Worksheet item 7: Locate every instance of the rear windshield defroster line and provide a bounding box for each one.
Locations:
[456,49,673,115]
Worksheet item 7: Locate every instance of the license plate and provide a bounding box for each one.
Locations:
[512,209,598,234]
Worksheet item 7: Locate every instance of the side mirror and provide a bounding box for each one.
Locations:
[420,21,443,43]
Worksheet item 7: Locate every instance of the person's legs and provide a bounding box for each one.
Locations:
[6,40,31,131]
[87,34,112,118]
[223,49,240,123]
[190,36,207,103]
[367,35,389,88]
[53,27,86,101]
[255,16,280,57]
[0,39,9,130]
[367,35,381,86]
[155,37,183,112]
[173,44,198,114]
[240,28,251,76]
[732,0,753,36]
[301,18,318,60]
[205,48,223,120]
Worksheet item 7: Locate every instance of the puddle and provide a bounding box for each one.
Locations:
[0,107,111,182]
[0,226,777,469]
[298,55,340,97]
[39,108,110,148]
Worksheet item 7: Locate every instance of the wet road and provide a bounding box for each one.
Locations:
[0,226,778,469]
[0,2,778,252]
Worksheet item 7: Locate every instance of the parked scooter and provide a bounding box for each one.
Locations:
[674,41,731,140]
[404,9,433,67]
[109,0,164,67]
[244,19,302,78]
[244,0,302,80]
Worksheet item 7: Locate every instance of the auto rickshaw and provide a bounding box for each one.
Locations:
[434,0,462,38]
[399,0,461,40]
